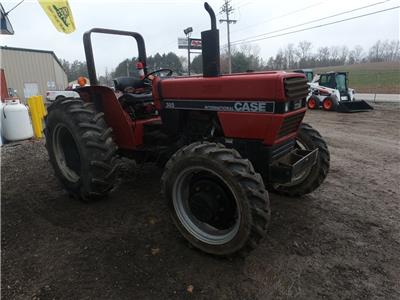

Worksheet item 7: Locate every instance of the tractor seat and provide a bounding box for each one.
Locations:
[118,92,153,106]
[113,76,145,92]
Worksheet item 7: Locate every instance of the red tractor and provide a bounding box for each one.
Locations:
[45,3,329,256]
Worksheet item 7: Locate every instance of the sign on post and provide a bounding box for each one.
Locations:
[178,38,202,50]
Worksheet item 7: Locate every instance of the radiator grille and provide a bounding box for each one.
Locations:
[277,112,305,138]
[284,77,309,100]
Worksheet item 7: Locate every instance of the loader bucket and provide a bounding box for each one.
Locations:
[337,100,374,113]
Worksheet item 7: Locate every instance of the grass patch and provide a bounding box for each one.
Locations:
[313,62,400,94]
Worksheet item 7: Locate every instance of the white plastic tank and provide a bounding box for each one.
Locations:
[1,99,33,141]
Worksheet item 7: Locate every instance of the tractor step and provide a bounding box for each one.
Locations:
[269,148,318,183]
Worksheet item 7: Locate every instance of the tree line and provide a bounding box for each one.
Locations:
[264,39,400,70]
[61,39,399,83]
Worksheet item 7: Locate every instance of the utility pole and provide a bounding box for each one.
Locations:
[219,0,236,74]
[187,37,191,76]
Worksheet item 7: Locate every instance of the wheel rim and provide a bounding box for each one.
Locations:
[323,99,333,110]
[172,166,241,245]
[308,98,316,109]
[52,124,81,183]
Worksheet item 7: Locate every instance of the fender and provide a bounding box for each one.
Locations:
[77,86,136,149]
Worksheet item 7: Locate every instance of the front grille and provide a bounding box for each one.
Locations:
[277,112,305,138]
[284,77,309,100]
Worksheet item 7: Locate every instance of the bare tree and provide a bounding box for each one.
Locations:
[297,41,312,59]
[380,40,400,61]
[339,46,349,65]
[329,46,340,65]
[369,40,384,62]
[266,57,274,70]
[317,47,330,66]
[391,40,400,61]
[284,43,296,69]
[348,45,364,64]
[274,49,285,70]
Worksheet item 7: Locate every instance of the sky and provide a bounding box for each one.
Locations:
[1,0,399,75]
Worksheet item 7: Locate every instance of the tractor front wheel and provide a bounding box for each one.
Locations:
[162,142,270,256]
[271,123,330,197]
[45,97,119,201]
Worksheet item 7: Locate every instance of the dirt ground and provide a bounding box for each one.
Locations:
[2,103,400,300]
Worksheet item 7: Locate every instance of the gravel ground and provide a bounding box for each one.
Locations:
[1,103,400,300]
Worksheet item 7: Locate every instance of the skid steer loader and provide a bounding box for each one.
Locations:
[44,2,330,257]
[293,69,314,83]
[306,72,373,112]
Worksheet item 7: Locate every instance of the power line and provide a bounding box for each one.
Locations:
[230,5,399,46]
[4,0,25,16]
[233,1,324,35]
[232,0,391,45]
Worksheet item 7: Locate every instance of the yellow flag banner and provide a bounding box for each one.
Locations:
[38,0,76,34]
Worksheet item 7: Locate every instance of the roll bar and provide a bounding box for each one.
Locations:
[83,28,147,85]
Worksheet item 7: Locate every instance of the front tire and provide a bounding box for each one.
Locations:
[162,142,270,256]
[271,123,330,197]
[45,97,119,201]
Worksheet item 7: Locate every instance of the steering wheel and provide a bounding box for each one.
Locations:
[143,68,173,85]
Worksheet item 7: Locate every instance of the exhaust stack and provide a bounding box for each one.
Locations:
[201,2,220,77]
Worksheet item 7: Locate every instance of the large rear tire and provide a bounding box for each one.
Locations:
[271,123,330,197]
[162,142,270,256]
[45,97,119,201]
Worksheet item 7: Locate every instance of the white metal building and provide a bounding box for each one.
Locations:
[0,46,68,101]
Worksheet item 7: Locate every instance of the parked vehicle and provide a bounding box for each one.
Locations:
[307,72,373,112]
[46,86,80,102]
[46,79,89,102]
[293,69,314,82]
[44,2,330,257]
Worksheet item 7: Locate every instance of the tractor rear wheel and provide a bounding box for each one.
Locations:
[45,97,119,201]
[271,123,330,197]
[162,142,270,256]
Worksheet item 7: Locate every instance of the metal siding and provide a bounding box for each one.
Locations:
[53,59,68,89]
[0,48,68,102]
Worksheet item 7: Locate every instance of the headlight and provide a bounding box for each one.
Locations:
[284,102,290,112]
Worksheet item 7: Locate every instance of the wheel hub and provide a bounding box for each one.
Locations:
[188,179,236,230]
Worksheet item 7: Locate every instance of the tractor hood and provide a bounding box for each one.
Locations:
[157,72,307,102]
